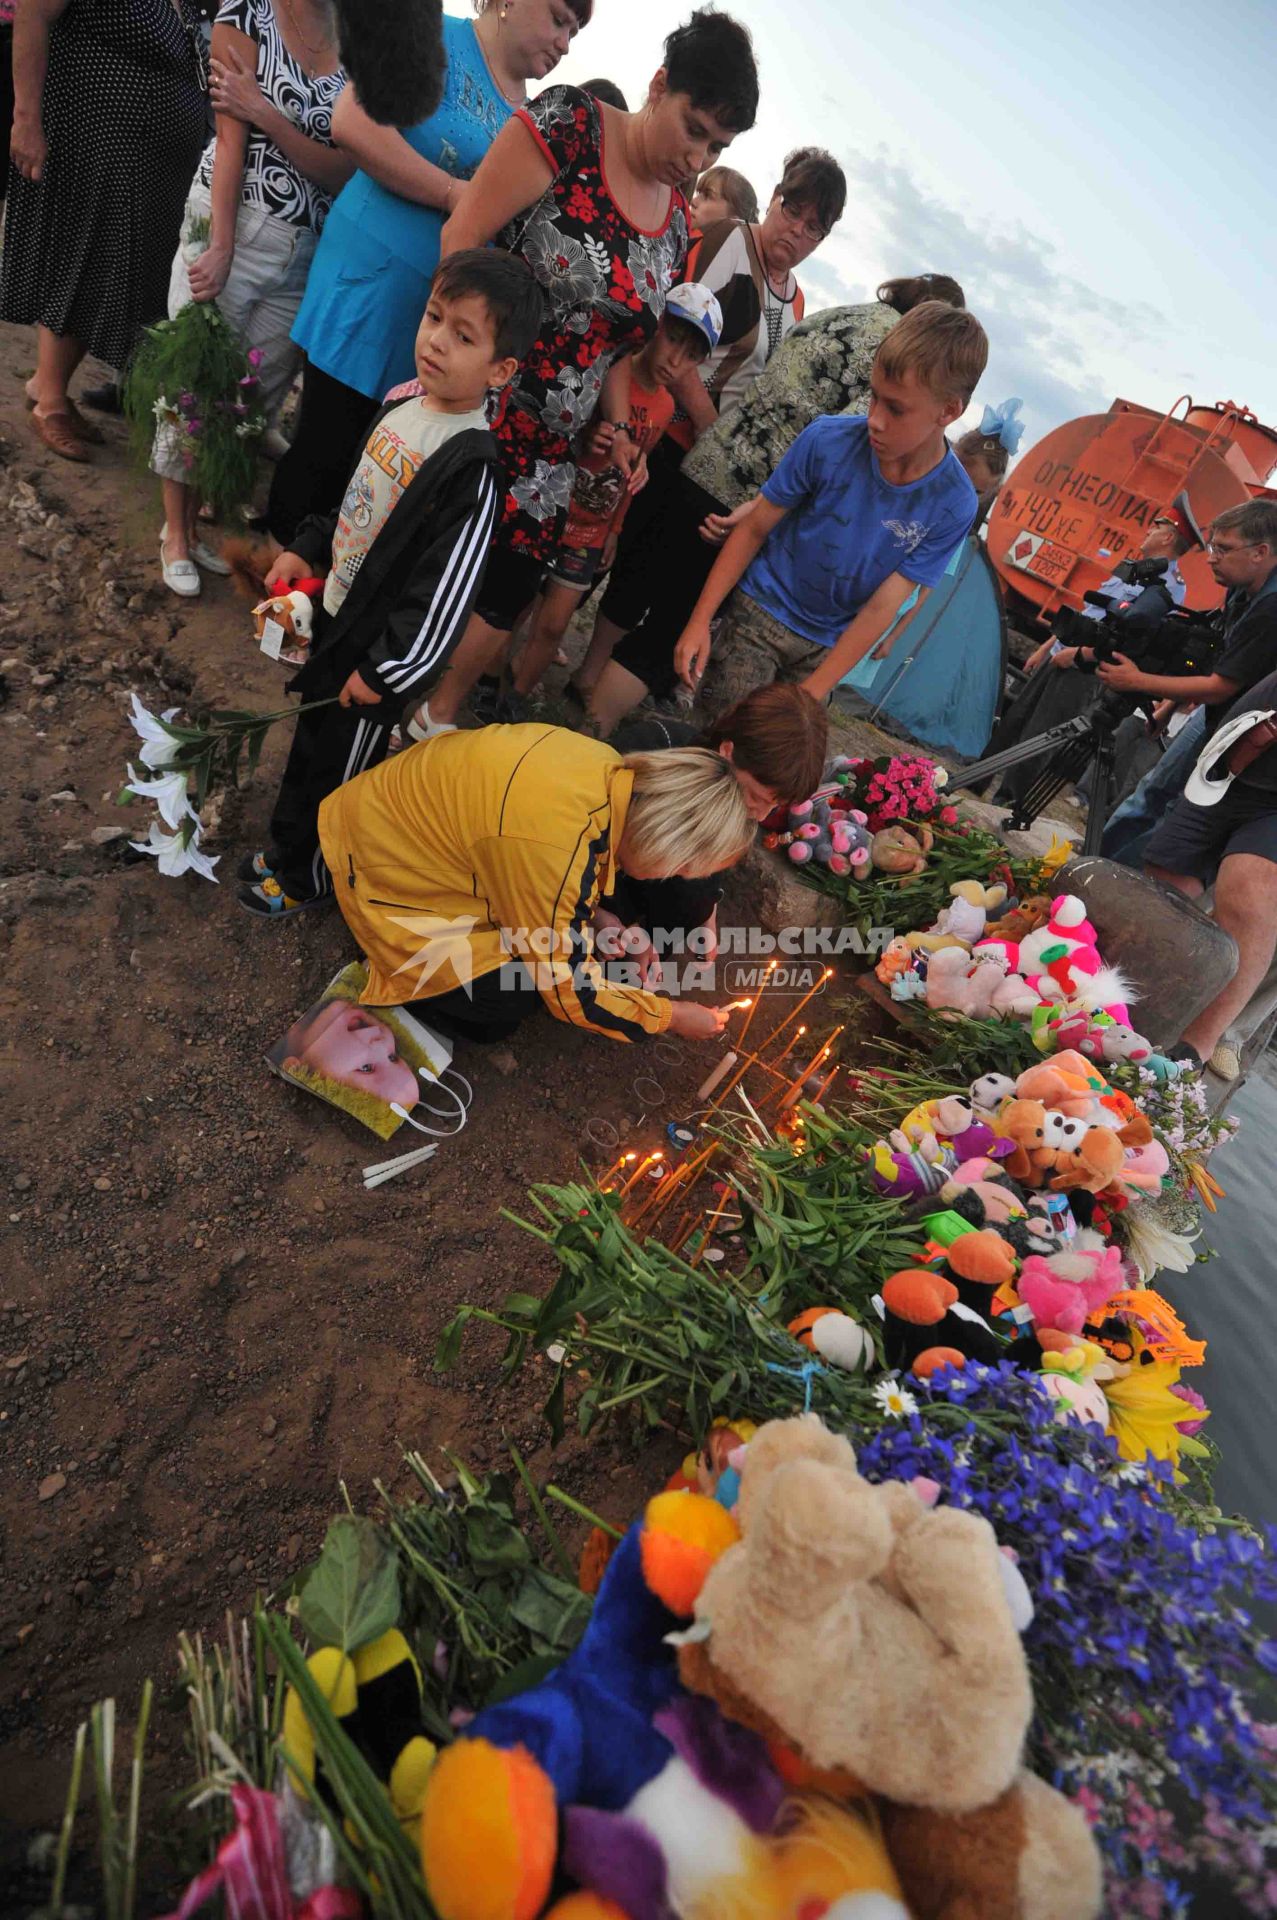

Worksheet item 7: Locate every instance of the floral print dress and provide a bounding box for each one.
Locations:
[495,86,690,563]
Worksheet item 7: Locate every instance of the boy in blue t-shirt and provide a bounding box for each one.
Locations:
[673,301,989,711]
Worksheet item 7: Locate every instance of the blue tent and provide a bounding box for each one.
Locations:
[838,537,1007,760]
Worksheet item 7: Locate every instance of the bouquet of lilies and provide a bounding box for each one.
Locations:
[120,692,336,881]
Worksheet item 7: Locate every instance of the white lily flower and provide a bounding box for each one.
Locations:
[128,693,186,770]
[123,765,197,830]
[129,818,220,883]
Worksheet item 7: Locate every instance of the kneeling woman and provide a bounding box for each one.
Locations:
[317,725,753,1041]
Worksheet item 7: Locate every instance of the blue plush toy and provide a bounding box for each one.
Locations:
[418,1491,741,1920]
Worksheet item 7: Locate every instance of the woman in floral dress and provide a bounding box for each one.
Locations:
[405,6,759,736]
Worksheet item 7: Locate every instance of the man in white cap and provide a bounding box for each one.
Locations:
[1101,499,1277,873]
[1136,503,1277,1075]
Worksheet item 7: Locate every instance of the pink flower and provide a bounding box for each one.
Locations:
[939,805,958,824]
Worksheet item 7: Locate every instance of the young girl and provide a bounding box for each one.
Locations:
[153,0,350,596]
[507,284,721,711]
[690,162,757,228]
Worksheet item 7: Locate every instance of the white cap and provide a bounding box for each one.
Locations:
[663,280,723,352]
[1184,707,1277,806]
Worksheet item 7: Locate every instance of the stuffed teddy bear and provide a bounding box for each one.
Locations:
[871,824,932,875]
[990,894,1052,947]
[784,795,873,879]
[939,1157,1029,1230]
[1016,1241,1124,1337]
[1047,1127,1127,1196]
[875,935,916,986]
[930,879,1009,949]
[924,948,1006,1020]
[998,1099,1051,1184]
[678,1416,1103,1920]
[970,1072,1018,1117]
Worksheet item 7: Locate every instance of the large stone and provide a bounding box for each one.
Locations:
[1061,856,1238,1049]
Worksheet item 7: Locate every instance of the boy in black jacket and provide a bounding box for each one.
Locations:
[238,249,543,917]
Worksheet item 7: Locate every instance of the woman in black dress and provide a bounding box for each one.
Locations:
[4,0,208,461]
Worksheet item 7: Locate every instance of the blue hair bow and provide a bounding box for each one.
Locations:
[979,397,1025,456]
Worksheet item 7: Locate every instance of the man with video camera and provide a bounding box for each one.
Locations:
[984,504,1196,807]
[1099,500,1277,864]
[1099,500,1277,1079]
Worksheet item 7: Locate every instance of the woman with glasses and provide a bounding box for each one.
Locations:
[565,148,846,723]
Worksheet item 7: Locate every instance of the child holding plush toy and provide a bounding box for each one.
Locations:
[237,250,543,918]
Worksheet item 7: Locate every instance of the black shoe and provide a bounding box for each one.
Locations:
[81,380,123,415]
[1167,1042,1204,1073]
[469,675,502,724]
[494,687,532,723]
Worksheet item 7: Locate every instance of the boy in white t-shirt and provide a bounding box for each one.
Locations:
[239,250,542,918]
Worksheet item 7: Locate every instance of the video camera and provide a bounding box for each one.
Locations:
[1051,563,1222,719]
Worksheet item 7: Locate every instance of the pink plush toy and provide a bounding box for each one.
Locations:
[1019,894,1135,1026]
[924,948,1005,1019]
[1121,1139,1171,1194]
[1017,1244,1124,1336]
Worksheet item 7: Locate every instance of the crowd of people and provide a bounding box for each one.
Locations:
[5,0,1273,1075]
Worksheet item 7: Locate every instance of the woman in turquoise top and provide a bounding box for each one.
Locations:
[267,0,590,541]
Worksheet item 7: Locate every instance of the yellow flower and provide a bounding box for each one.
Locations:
[1105,1357,1208,1480]
[1039,832,1075,877]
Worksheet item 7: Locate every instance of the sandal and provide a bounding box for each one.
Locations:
[30,408,90,463]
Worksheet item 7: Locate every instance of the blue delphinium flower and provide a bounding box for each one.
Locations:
[851,1362,1277,1913]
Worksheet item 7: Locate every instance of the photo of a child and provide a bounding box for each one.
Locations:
[267,963,451,1140]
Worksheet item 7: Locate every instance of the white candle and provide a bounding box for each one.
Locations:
[696,1049,738,1101]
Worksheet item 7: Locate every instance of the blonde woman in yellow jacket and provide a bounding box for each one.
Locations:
[317,724,755,1043]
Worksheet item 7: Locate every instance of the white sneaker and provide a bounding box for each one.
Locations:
[1208,1040,1242,1081]
[189,535,231,576]
[404,703,457,744]
[160,535,200,597]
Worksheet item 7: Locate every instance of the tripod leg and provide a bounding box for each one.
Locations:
[1081,735,1117,857]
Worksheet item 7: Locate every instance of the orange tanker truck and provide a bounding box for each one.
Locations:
[986,397,1277,625]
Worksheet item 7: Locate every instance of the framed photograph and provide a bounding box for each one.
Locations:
[267,962,453,1140]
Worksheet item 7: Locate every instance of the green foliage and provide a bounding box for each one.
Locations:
[892,1012,1042,1081]
[123,300,266,521]
[376,1453,591,1738]
[438,1161,1021,1449]
[297,1515,402,1654]
[792,826,1051,950]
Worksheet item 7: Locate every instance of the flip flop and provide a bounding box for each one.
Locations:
[30,408,90,462]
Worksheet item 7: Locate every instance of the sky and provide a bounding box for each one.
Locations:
[502,0,1277,463]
